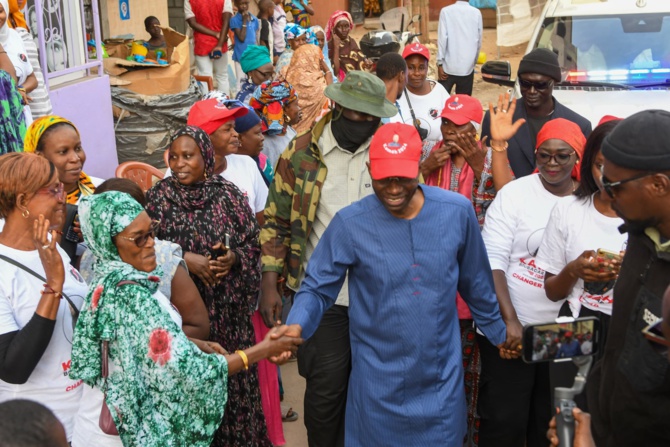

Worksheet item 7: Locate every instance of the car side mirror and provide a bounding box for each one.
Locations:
[481,61,516,87]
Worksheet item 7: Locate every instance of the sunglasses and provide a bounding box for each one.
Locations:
[36,182,65,201]
[536,151,575,165]
[375,176,416,187]
[519,78,553,91]
[600,170,657,198]
[116,220,160,248]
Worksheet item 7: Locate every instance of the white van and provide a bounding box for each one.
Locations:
[482,0,670,126]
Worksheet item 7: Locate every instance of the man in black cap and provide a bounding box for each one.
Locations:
[480,48,592,177]
[586,109,670,446]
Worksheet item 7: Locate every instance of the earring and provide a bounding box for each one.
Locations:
[21,208,29,219]
[285,114,291,124]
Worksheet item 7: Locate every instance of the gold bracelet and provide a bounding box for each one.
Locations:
[235,350,249,370]
[490,140,508,152]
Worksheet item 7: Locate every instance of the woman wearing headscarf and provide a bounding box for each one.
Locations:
[71,188,300,447]
[145,126,274,447]
[308,25,335,81]
[478,118,586,447]
[536,117,625,351]
[0,45,25,154]
[284,43,331,134]
[24,116,99,205]
[326,10,370,81]
[0,0,36,124]
[273,23,307,79]
[24,115,101,263]
[0,153,86,443]
[249,79,303,168]
[236,45,274,105]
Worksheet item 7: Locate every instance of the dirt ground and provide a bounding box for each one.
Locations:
[280,24,527,447]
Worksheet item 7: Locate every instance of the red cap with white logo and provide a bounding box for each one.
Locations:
[440,95,483,126]
[402,42,430,61]
[369,123,423,180]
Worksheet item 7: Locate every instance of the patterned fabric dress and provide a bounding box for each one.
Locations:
[284,0,310,28]
[145,126,270,447]
[71,191,230,447]
[0,69,26,154]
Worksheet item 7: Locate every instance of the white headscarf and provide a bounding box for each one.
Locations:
[0,0,33,84]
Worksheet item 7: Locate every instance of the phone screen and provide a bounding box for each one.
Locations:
[522,317,600,363]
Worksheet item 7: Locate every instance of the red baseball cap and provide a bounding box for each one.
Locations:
[402,42,430,61]
[187,98,248,135]
[369,123,422,180]
[440,95,483,126]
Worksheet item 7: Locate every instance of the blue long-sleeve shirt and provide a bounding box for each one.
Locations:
[287,186,506,446]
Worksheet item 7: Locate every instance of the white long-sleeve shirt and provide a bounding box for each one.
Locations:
[437,1,483,76]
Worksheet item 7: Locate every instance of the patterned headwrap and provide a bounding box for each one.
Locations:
[24,115,95,204]
[284,23,306,45]
[249,80,298,136]
[24,115,79,153]
[72,190,229,446]
[325,10,354,41]
[535,118,586,181]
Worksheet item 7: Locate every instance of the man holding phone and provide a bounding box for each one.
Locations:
[586,110,670,445]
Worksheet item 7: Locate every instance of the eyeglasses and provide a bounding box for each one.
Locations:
[375,176,416,186]
[600,171,656,198]
[536,151,575,165]
[254,69,273,79]
[116,220,160,248]
[36,182,65,201]
[519,78,553,91]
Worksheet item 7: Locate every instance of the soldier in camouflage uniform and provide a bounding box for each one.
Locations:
[258,71,397,447]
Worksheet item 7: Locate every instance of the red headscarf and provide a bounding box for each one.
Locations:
[325,10,354,41]
[535,118,586,180]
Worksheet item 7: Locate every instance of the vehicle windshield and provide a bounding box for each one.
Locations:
[534,13,670,87]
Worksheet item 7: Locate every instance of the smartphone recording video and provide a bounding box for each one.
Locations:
[522,317,600,364]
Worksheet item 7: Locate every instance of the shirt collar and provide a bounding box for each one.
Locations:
[645,227,670,253]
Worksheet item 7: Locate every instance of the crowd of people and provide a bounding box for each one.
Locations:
[1,2,670,447]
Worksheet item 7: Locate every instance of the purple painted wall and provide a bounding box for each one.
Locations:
[49,75,118,180]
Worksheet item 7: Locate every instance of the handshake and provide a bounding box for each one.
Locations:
[264,323,303,364]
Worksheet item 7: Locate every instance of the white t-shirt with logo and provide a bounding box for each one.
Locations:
[536,195,626,317]
[0,244,88,440]
[397,80,451,160]
[71,290,182,447]
[482,174,565,326]
[164,154,268,214]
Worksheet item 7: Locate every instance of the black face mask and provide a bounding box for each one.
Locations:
[331,112,380,152]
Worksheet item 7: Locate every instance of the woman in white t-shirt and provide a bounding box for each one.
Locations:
[397,42,450,162]
[479,118,586,447]
[0,153,87,441]
[536,118,625,351]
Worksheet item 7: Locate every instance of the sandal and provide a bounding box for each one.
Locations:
[281,406,299,422]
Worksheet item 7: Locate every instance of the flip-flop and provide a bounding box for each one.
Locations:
[281,406,299,422]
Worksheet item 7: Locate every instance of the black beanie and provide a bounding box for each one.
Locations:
[518,48,562,82]
[601,110,670,171]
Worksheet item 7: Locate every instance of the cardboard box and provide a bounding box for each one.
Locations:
[103,27,190,96]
